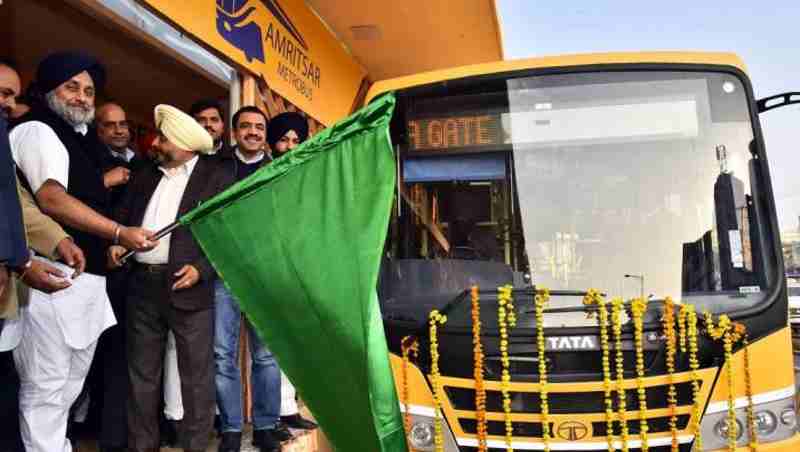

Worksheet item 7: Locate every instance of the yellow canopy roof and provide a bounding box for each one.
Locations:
[306,0,504,81]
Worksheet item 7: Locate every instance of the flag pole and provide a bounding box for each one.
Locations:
[119,220,182,263]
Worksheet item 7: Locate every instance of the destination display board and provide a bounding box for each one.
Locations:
[407,113,508,153]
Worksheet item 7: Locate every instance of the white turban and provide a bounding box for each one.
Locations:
[154,104,214,154]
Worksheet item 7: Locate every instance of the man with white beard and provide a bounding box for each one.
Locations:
[6,52,157,452]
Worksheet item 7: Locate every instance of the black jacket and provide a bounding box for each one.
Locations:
[14,105,111,275]
[114,155,234,311]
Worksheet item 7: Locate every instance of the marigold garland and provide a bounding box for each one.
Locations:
[678,306,688,354]
[535,288,551,452]
[429,310,448,452]
[611,297,630,452]
[684,305,703,452]
[631,298,650,452]
[704,313,743,452]
[661,298,679,452]
[471,286,488,451]
[586,290,615,452]
[401,335,419,446]
[497,286,514,451]
[743,334,757,452]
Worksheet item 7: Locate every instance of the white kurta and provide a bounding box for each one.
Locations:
[0,259,115,452]
[280,370,298,416]
[7,119,117,452]
[163,330,184,421]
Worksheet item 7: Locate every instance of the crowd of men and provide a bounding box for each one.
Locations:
[0,51,318,452]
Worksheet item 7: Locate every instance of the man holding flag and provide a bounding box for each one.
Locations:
[108,104,232,452]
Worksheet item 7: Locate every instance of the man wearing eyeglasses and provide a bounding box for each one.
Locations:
[96,103,147,201]
[89,102,150,451]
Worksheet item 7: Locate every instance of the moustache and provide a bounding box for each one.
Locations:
[67,102,91,112]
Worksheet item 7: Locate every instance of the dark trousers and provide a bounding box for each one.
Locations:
[97,270,129,447]
[0,350,24,452]
[126,265,215,451]
[96,323,128,447]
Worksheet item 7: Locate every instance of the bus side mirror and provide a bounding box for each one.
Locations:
[756,92,800,114]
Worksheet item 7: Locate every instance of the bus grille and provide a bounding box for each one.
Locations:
[460,445,693,452]
[446,382,694,413]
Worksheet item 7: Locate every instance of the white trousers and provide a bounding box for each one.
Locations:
[166,331,298,418]
[162,331,220,420]
[163,330,184,420]
[13,297,98,452]
[280,370,298,416]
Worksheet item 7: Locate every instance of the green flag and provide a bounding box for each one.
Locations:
[180,93,406,452]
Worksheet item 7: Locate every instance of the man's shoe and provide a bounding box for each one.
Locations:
[218,431,242,452]
[281,413,318,430]
[272,421,294,441]
[252,428,282,451]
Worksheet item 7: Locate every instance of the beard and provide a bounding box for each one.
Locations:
[154,149,176,165]
[46,91,95,126]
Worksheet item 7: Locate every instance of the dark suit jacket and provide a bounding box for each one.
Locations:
[0,117,28,268]
[115,155,233,311]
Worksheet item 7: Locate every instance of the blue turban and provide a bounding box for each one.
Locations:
[267,112,309,149]
[35,51,106,94]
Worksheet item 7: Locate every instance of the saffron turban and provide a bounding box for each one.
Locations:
[154,104,213,154]
[267,111,309,149]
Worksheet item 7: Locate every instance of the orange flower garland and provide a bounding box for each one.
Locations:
[535,288,551,452]
[497,286,514,451]
[705,313,747,452]
[678,306,688,354]
[429,310,448,452]
[401,335,419,445]
[583,290,615,452]
[661,298,679,452]
[683,304,703,452]
[611,298,630,452]
[743,334,757,452]
[631,298,650,452]
[471,286,488,451]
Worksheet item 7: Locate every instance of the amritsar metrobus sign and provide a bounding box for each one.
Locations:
[139,0,367,126]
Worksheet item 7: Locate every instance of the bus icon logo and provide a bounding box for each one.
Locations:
[557,421,589,441]
[216,0,266,63]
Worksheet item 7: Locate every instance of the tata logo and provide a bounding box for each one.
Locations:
[216,0,308,63]
[556,421,589,441]
[546,336,598,350]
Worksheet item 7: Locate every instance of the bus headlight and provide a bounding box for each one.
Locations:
[699,393,797,450]
[779,407,797,429]
[402,411,459,451]
[713,417,743,441]
[409,421,435,450]
[754,410,779,436]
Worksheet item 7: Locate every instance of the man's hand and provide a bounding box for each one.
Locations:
[172,265,199,291]
[118,226,158,252]
[55,238,85,278]
[22,260,71,294]
[103,166,131,188]
[0,265,8,297]
[107,245,127,269]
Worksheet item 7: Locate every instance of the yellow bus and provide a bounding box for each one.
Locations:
[368,52,800,451]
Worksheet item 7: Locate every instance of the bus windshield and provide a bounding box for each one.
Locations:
[379,70,777,328]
